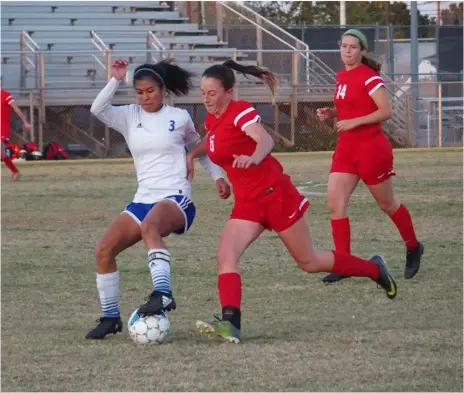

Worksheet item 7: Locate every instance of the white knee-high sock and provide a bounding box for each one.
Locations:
[97,271,120,317]
[148,249,171,294]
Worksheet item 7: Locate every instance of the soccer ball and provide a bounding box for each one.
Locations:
[128,309,170,345]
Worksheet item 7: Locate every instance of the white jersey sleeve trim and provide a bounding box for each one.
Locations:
[241,115,261,131]
[90,77,130,135]
[365,76,383,85]
[234,107,255,127]
[368,83,385,96]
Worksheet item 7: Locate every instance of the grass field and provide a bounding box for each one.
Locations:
[1,149,463,392]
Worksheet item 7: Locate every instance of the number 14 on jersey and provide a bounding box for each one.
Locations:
[336,84,347,100]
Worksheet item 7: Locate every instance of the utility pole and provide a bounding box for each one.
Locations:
[411,1,419,144]
[340,1,346,27]
[385,1,390,25]
[437,1,441,25]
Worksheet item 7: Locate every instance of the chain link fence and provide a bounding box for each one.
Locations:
[9,78,461,158]
[416,81,463,147]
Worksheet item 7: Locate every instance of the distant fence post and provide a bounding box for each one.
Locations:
[387,24,394,77]
[146,33,151,64]
[291,50,299,146]
[232,50,239,100]
[29,91,35,142]
[38,52,45,152]
[216,2,224,43]
[105,50,112,152]
[256,18,263,66]
[374,23,380,56]
[20,33,26,89]
[438,82,443,148]
[410,2,419,142]
[105,50,112,81]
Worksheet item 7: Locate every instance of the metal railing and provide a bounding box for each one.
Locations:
[146,31,168,63]
[19,32,40,89]
[217,1,312,86]
[216,1,336,87]
[90,31,111,81]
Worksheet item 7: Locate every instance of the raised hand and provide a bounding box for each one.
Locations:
[111,59,128,81]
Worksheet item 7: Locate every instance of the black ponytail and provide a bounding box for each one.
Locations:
[133,60,194,96]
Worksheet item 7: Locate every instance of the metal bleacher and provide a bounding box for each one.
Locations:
[1,1,255,101]
[0,1,269,156]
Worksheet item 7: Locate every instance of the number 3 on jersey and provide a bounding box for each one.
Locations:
[209,135,215,152]
[336,84,347,99]
[169,120,175,131]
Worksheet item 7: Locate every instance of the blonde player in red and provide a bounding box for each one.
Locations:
[1,84,31,180]
[187,60,398,343]
[317,29,423,283]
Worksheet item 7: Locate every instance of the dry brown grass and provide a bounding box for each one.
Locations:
[1,149,462,391]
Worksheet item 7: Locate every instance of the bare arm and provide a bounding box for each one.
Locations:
[355,87,391,126]
[245,122,275,164]
[186,137,207,160]
[232,122,274,169]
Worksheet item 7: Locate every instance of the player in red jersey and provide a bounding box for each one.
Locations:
[187,60,398,343]
[1,83,31,180]
[317,29,423,284]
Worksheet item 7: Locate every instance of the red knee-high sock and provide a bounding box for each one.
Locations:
[389,204,418,251]
[331,217,351,254]
[2,156,19,174]
[218,272,242,310]
[331,251,380,280]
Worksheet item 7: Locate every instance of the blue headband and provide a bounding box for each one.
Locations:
[134,68,165,85]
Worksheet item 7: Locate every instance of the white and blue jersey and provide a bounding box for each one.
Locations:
[90,77,223,234]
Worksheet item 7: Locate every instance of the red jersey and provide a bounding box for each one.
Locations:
[1,90,14,139]
[205,100,286,201]
[334,64,385,140]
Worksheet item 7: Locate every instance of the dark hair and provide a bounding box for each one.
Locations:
[202,60,278,96]
[133,60,194,96]
[361,55,382,72]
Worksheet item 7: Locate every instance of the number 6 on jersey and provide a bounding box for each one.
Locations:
[209,135,215,152]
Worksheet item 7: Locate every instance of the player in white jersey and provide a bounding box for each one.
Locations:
[86,59,230,339]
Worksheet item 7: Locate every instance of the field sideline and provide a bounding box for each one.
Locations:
[8,147,463,166]
[1,149,462,391]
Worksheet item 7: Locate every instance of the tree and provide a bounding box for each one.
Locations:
[243,1,310,24]
[245,0,435,32]
[441,2,463,25]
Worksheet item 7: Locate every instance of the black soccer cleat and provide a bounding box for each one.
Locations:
[322,272,349,283]
[85,316,123,339]
[404,242,424,279]
[137,290,176,317]
[370,255,397,299]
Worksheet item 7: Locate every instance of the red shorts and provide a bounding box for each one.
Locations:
[230,175,310,232]
[330,133,396,186]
